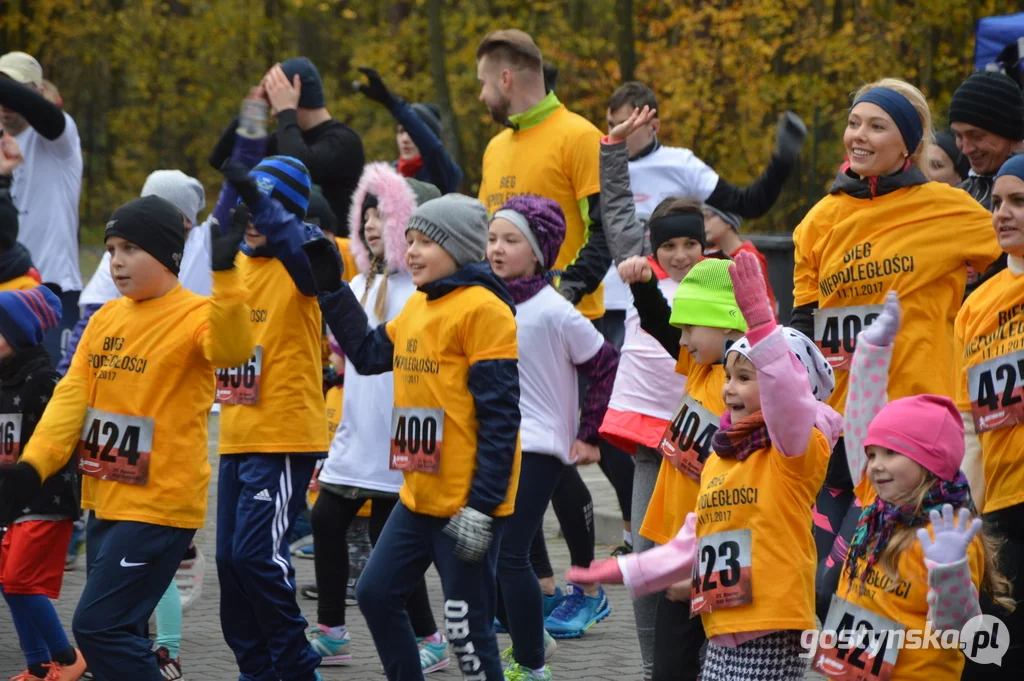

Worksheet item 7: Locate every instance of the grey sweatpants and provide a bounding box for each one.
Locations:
[631,444,662,681]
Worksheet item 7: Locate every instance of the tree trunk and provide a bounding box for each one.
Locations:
[615,0,635,82]
[426,0,464,189]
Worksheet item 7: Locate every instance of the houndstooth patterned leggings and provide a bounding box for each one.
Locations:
[703,630,809,681]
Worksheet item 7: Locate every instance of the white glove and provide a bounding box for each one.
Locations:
[443,507,494,563]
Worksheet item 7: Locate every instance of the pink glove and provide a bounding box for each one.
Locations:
[729,251,774,331]
[618,513,698,600]
[567,558,624,585]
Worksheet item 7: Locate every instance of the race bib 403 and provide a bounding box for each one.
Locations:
[814,305,884,371]
[658,394,718,482]
[390,407,443,474]
[216,345,263,406]
[813,594,903,681]
[0,413,22,466]
[690,528,753,616]
[968,350,1024,433]
[76,407,154,486]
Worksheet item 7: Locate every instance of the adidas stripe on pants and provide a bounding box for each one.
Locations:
[216,454,321,681]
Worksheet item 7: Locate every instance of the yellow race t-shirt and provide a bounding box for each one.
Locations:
[954,265,1024,513]
[834,530,984,681]
[479,99,604,319]
[385,285,521,518]
[218,255,328,455]
[21,273,253,529]
[0,274,41,292]
[639,351,725,544]
[792,183,1000,415]
[335,236,359,284]
[325,384,343,441]
[694,431,829,637]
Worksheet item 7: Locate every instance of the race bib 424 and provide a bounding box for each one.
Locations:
[77,407,154,486]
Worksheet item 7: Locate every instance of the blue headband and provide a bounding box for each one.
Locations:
[852,88,923,156]
[995,153,1024,182]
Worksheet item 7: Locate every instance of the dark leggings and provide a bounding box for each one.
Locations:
[310,489,437,636]
[532,463,596,570]
[652,595,705,681]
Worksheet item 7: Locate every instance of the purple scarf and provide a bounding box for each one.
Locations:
[844,471,976,587]
[504,274,555,304]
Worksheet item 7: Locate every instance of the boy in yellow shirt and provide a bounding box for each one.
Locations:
[306,194,521,681]
[216,157,330,681]
[0,193,252,681]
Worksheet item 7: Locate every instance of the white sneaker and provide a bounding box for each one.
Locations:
[176,544,205,612]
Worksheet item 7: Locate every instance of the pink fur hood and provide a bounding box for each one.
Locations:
[347,162,418,274]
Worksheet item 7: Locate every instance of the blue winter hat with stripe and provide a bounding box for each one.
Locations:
[250,156,312,219]
[0,286,62,352]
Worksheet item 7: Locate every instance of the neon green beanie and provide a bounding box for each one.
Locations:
[669,259,747,331]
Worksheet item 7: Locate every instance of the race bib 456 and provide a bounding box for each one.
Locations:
[216,345,263,406]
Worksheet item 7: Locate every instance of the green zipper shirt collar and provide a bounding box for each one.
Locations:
[507,92,561,131]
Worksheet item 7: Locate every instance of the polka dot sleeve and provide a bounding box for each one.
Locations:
[925,556,982,631]
[844,339,893,485]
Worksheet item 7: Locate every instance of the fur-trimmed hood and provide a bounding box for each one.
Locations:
[347,162,419,275]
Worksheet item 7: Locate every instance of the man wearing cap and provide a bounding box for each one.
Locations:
[0,51,83,365]
[476,29,612,320]
[353,66,463,194]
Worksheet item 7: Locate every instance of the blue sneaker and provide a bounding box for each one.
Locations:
[307,625,351,665]
[296,543,315,559]
[542,586,565,619]
[543,583,610,639]
[418,635,451,674]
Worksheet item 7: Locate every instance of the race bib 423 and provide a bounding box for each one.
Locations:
[690,528,753,616]
[76,407,154,486]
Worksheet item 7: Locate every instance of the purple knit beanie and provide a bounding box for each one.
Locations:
[492,194,566,272]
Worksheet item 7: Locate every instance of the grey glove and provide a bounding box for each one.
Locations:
[443,507,494,562]
[237,98,269,140]
[774,111,807,163]
[859,290,901,348]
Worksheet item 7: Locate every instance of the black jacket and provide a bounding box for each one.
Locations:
[2,345,78,520]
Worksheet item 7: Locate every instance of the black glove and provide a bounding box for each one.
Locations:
[212,206,249,271]
[354,67,398,109]
[220,159,263,208]
[209,117,239,171]
[0,462,42,526]
[301,238,343,293]
[774,111,807,164]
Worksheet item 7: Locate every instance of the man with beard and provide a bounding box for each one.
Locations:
[476,29,611,320]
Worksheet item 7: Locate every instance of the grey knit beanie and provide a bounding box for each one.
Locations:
[405,194,488,267]
[140,170,206,226]
[405,178,441,207]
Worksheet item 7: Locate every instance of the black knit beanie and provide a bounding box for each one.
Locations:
[949,72,1024,141]
[105,195,186,275]
[280,57,326,109]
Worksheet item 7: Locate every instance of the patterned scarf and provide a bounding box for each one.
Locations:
[503,273,557,305]
[844,471,976,587]
[711,411,771,460]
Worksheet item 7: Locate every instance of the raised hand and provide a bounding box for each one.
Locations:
[354,67,397,109]
[728,251,772,329]
[263,64,301,115]
[608,106,657,145]
[860,290,901,348]
[916,504,982,566]
[774,111,807,162]
[618,255,653,285]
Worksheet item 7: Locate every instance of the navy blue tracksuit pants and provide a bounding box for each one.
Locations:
[357,501,505,681]
[73,514,195,681]
[217,454,320,681]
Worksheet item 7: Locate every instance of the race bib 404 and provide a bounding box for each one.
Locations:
[690,528,753,616]
[390,407,443,474]
[658,394,718,482]
[968,350,1024,433]
[0,413,22,466]
[813,594,903,681]
[814,305,884,371]
[216,345,263,406]
[77,407,154,486]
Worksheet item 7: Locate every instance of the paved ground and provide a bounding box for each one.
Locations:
[0,417,643,680]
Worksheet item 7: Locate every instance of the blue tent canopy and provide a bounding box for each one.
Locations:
[975,12,1024,71]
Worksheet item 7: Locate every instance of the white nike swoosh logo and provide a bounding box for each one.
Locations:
[120,558,146,568]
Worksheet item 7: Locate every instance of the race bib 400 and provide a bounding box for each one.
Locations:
[968,350,1024,433]
[690,528,753,616]
[77,408,154,486]
[390,407,443,474]
[814,305,884,371]
[658,394,717,481]
[0,413,22,466]
[813,594,903,681]
[216,346,263,406]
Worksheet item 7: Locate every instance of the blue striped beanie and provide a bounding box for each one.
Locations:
[0,286,61,352]
[250,156,312,219]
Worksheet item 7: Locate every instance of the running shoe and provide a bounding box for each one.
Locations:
[175,544,205,612]
[155,647,182,680]
[10,671,46,681]
[307,625,351,665]
[542,586,565,619]
[504,663,552,681]
[543,584,610,639]
[610,540,633,557]
[500,630,557,665]
[42,648,88,681]
[301,583,319,600]
[295,543,315,559]
[418,636,451,674]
